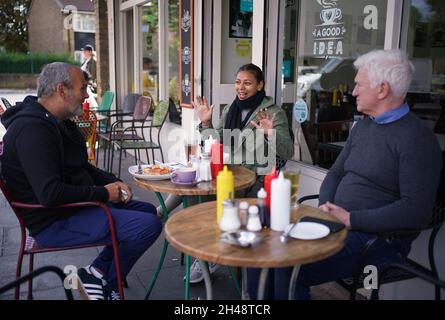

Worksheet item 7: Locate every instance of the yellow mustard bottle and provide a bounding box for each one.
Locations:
[216,165,234,224]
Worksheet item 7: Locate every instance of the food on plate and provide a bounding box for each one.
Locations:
[142,165,172,175]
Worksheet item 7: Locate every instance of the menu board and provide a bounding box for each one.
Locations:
[180,0,194,108]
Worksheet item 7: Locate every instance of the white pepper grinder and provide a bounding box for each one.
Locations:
[270,171,291,231]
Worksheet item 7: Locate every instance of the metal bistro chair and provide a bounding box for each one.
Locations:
[0,266,74,300]
[72,110,98,166]
[0,176,125,300]
[297,150,445,300]
[106,96,152,177]
[110,99,169,178]
[100,95,150,172]
[316,120,353,169]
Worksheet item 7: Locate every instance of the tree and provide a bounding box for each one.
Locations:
[0,0,32,52]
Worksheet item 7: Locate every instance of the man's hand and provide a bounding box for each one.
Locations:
[105,182,133,203]
[319,201,351,228]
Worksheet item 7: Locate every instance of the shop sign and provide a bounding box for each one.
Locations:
[313,0,346,59]
[293,99,308,123]
[180,0,193,108]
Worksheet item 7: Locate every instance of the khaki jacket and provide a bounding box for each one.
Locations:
[200,96,294,178]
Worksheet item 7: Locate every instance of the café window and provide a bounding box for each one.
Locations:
[402,0,445,136]
[141,1,160,103]
[284,0,387,169]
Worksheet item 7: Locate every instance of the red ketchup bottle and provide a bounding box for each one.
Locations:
[210,142,224,179]
[264,166,278,210]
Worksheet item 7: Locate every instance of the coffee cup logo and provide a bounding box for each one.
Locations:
[320,8,342,25]
[313,0,346,58]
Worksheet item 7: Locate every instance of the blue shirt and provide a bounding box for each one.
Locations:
[372,103,410,124]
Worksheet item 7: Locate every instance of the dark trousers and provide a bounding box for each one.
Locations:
[247,230,412,299]
[35,200,162,288]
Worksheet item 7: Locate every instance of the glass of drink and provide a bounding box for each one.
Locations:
[284,170,301,208]
[185,138,198,163]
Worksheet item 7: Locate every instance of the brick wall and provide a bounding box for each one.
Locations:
[0,74,38,89]
[28,0,66,54]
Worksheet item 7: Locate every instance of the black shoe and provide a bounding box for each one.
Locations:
[106,287,121,300]
[76,266,106,300]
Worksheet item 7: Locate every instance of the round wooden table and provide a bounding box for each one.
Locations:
[135,165,256,300]
[165,199,347,300]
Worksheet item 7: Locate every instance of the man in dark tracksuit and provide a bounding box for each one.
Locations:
[1,62,162,300]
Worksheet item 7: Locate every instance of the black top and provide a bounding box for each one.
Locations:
[1,96,118,236]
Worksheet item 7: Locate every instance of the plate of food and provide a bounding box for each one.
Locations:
[128,164,173,180]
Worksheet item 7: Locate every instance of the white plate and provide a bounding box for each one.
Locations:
[128,165,172,181]
[286,222,330,240]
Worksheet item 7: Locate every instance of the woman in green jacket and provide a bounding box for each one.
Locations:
[197,63,294,190]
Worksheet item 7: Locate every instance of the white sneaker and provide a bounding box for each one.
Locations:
[186,259,220,284]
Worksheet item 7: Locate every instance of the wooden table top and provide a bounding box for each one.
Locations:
[165,199,347,268]
[135,165,256,196]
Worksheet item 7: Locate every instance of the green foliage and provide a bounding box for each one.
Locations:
[0,52,80,74]
[0,0,32,52]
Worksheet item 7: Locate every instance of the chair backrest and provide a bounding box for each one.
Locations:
[98,91,114,113]
[133,95,152,121]
[152,100,169,127]
[317,120,353,143]
[122,93,142,114]
[168,98,182,125]
[1,97,13,109]
[72,110,98,151]
[316,120,353,168]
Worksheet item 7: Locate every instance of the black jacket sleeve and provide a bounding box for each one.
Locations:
[15,122,109,206]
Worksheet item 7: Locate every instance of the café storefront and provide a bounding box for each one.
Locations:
[107,0,445,299]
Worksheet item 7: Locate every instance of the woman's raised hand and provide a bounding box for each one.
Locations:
[193,96,214,126]
[250,108,276,137]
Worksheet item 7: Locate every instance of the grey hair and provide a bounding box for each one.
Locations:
[354,49,415,98]
[37,62,74,98]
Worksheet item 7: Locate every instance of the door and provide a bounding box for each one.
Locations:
[211,0,254,125]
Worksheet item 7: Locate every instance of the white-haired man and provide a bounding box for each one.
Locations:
[248,49,442,299]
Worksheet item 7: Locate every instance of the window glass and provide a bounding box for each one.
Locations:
[404,0,445,135]
[141,1,159,103]
[282,0,387,168]
[168,0,180,104]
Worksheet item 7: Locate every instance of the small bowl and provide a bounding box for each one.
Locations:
[220,230,262,248]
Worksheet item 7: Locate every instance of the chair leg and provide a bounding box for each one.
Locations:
[118,145,123,178]
[159,147,165,163]
[14,252,25,300]
[27,254,34,300]
[145,150,150,165]
[108,141,115,173]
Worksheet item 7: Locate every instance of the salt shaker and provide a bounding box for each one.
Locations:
[246,205,262,232]
[238,201,249,228]
[219,200,240,232]
[199,153,212,182]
